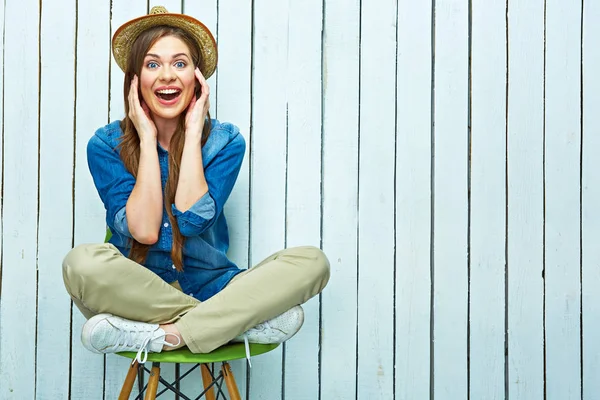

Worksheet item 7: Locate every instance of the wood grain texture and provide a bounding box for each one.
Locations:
[544,0,582,398]
[0,0,40,398]
[283,0,323,398]
[248,0,289,398]
[395,1,433,398]
[214,0,253,395]
[320,0,360,398]
[433,0,469,397]
[506,0,545,398]
[357,0,396,399]
[70,1,112,398]
[469,0,507,398]
[582,1,600,398]
[35,0,77,398]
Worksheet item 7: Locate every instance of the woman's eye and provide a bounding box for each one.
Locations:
[175,61,186,68]
[146,61,159,69]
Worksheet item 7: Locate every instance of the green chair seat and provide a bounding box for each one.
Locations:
[117,342,279,364]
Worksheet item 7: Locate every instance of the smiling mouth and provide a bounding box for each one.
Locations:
[155,88,181,101]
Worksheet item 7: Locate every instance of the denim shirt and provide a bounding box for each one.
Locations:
[87,119,245,301]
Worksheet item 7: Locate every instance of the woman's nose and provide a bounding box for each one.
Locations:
[159,66,175,81]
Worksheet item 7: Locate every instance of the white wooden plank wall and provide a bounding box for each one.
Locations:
[506,0,545,399]
[582,1,600,398]
[2,0,600,399]
[545,0,582,399]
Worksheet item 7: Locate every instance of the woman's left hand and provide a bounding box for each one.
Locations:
[185,68,210,139]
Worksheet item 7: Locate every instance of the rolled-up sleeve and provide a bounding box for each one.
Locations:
[172,129,245,237]
[87,134,134,238]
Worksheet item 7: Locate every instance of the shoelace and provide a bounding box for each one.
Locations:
[243,335,252,368]
[135,332,181,364]
[242,321,271,368]
[107,329,181,364]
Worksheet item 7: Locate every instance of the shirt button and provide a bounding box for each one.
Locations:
[164,222,169,227]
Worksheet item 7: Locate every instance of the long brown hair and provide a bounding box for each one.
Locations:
[119,25,211,271]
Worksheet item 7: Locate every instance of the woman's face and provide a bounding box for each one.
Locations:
[139,35,196,122]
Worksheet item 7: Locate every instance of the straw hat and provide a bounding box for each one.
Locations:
[112,6,217,78]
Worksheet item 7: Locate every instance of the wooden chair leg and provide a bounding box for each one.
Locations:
[222,362,241,400]
[118,361,139,400]
[200,364,216,400]
[144,362,161,400]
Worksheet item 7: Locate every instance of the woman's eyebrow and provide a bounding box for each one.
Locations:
[144,53,190,60]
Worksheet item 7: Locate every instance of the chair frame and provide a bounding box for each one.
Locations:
[118,360,241,400]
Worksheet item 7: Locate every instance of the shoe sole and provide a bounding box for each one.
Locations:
[81,313,114,354]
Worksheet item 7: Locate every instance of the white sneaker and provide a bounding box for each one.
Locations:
[81,313,179,363]
[233,305,305,344]
[232,306,305,368]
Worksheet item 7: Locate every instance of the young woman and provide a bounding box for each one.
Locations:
[62,6,330,364]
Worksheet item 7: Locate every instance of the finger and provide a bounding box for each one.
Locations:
[187,94,197,114]
[131,75,141,106]
[195,68,210,99]
[141,100,152,119]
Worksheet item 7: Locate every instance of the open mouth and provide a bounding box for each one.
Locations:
[155,88,182,102]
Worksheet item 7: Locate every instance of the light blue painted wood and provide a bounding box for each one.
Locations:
[545,0,582,399]
[506,1,545,399]
[0,0,40,398]
[71,1,112,398]
[357,0,396,399]
[248,0,289,397]
[35,0,77,398]
[215,0,253,395]
[469,0,506,399]
[582,1,600,398]
[395,1,432,398]
[283,0,323,398]
[433,0,469,398]
[320,0,360,399]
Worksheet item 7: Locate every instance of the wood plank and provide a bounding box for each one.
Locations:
[213,0,253,394]
[105,2,150,399]
[544,0,582,398]
[432,0,469,397]
[356,0,396,398]
[320,0,360,398]
[283,0,323,398]
[395,1,432,398]
[0,0,40,398]
[71,0,112,398]
[184,0,217,118]
[35,0,77,398]
[506,1,545,398]
[0,1,40,399]
[582,1,600,398]
[0,0,4,310]
[469,0,507,398]
[247,0,289,397]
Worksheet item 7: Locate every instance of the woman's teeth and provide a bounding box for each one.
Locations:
[156,89,181,100]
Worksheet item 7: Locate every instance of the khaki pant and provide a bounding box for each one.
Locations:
[62,243,330,353]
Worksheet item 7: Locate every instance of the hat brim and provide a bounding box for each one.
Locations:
[112,12,217,79]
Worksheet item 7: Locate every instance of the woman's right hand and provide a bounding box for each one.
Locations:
[128,75,157,142]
